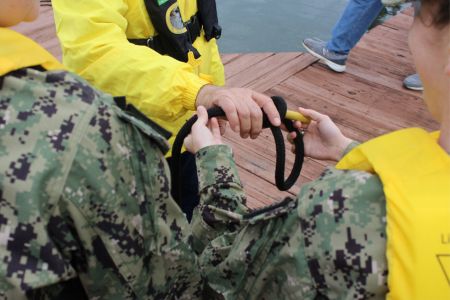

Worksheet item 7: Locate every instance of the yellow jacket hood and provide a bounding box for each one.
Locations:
[0,28,64,76]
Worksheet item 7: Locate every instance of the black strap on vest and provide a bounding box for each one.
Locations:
[128,14,201,62]
[133,0,200,62]
[197,0,221,41]
[129,0,221,62]
[170,96,305,205]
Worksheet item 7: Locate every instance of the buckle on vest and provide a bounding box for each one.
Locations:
[211,24,222,40]
[185,14,201,43]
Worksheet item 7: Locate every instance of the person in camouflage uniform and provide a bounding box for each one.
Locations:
[0,41,388,300]
[0,58,388,299]
[0,1,390,299]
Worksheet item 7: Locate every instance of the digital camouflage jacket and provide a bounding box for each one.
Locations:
[0,67,388,299]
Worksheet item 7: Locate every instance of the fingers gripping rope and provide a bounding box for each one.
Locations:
[170,96,305,205]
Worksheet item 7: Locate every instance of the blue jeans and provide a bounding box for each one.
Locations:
[326,0,384,55]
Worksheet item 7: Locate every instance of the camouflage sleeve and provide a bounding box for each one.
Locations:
[199,167,387,300]
[56,92,203,298]
[191,145,249,253]
[295,167,388,299]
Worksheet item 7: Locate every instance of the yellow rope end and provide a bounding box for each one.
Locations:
[285,110,311,124]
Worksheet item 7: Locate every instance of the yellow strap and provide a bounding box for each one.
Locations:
[0,28,64,76]
[337,128,450,300]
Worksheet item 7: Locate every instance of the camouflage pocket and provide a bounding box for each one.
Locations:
[243,197,298,224]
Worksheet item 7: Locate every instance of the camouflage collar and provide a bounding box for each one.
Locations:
[0,28,64,76]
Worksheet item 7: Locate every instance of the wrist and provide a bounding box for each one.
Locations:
[194,140,222,153]
[196,143,225,154]
[195,84,216,108]
[333,137,354,161]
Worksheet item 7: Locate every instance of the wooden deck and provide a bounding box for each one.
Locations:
[12,8,439,208]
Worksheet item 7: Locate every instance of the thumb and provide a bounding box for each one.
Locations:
[298,107,327,122]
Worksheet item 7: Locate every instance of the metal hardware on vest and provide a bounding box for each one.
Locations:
[170,96,305,205]
[184,14,201,43]
[146,37,153,48]
[128,0,220,62]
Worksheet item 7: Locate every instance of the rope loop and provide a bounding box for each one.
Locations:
[170,96,305,204]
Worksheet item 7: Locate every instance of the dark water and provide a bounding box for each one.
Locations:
[216,0,407,53]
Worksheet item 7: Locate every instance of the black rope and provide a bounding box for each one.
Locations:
[170,96,305,205]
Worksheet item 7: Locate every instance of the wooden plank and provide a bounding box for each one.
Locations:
[246,54,318,93]
[220,53,241,65]
[382,11,414,31]
[341,22,418,95]
[226,52,302,88]
[355,35,411,63]
[296,66,435,128]
[369,23,409,43]
[401,7,415,16]
[224,52,275,79]
[270,81,394,137]
[344,60,417,97]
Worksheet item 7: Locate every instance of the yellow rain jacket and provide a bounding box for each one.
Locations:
[337,128,450,300]
[52,0,225,150]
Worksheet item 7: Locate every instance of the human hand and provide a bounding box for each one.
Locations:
[195,85,281,139]
[287,107,353,162]
[184,106,223,153]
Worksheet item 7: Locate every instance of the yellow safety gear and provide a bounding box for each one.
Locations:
[0,28,64,76]
[52,0,225,152]
[337,128,450,300]
[128,0,220,63]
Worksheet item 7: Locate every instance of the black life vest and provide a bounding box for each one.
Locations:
[129,0,221,63]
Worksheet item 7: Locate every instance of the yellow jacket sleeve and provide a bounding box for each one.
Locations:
[52,0,210,125]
